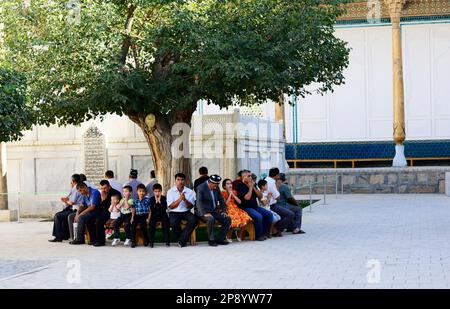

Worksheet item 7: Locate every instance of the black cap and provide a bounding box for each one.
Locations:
[209,174,222,184]
[130,169,138,178]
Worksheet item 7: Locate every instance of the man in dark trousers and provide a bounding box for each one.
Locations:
[193,166,209,193]
[49,174,82,242]
[167,173,197,248]
[93,180,122,247]
[70,181,101,245]
[195,175,231,246]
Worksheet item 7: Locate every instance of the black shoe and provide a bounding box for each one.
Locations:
[166,243,170,247]
[216,240,229,245]
[208,240,218,247]
[48,238,62,243]
[299,230,305,234]
[93,242,105,247]
[178,241,187,248]
[69,240,85,245]
[148,243,154,248]
[131,242,136,248]
[256,236,266,241]
[144,242,149,247]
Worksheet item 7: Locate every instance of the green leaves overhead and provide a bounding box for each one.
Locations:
[2,0,350,126]
[0,66,34,142]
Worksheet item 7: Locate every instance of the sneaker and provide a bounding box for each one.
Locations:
[111,239,120,246]
[234,230,242,242]
[131,242,136,248]
[105,230,113,238]
[226,237,233,243]
[124,239,131,246]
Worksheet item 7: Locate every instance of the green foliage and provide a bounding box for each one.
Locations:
[2,0,350,126]
[0,66,34,142]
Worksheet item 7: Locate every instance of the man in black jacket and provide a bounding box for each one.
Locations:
[93,179,122,247]
[193,166,209,193]
[195,175,231,246]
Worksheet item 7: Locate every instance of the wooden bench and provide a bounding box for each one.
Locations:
[189,219,255,246]
[86,218,256,246]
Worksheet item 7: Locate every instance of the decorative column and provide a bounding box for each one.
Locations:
[275,93,289,172]
[275,93,286,140]
[0,142,8,211]
[0,142,18,221]
[385,0,407,167]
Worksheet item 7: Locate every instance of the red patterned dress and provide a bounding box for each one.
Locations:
[221,190,252,229]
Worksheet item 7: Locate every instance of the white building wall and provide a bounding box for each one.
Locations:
[283,22,450,143]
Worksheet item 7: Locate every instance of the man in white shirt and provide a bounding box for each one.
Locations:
[105,170,123,193]
[167,172,198,247]
[265,167,293,237]
[49,174,83,242]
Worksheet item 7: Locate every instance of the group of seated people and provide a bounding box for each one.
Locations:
[49,167,305,248]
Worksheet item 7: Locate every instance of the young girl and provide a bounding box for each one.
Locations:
[221,179,252,242]
[257,179,281,237]
[106,194,121,238]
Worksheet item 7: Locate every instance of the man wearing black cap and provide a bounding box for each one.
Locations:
[195,175,231,246]
[124,169,143,201]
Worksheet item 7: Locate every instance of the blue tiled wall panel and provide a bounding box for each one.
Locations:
[286,140,450,160]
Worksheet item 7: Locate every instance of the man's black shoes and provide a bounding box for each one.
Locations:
[48,238,62,242]
[69,240,85,245]
[208,240,218,247]
[216,240,229,245]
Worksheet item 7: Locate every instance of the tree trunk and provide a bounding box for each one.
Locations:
[0,142,8,210]
[127,109,194,194]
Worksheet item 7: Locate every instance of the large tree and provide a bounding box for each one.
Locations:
[2,0,350,190]
[0,65,34,209]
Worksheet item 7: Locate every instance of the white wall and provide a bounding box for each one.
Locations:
[285,22,450,143]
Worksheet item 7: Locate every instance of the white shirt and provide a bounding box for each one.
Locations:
[107,178,123,194]
[166,186,196,213]
[265,176,280,206]
[110,206,121,219]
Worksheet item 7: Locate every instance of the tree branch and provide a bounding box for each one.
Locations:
[119,4,137,67]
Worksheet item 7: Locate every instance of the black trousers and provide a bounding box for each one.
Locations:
[76,211,98,244]
[201,212,231,242]
[94,209,110,245]
[52,208,75,240]
[114,213,132,239]
[169,211,198,244]
[270,203,294,232]
[148,212,170,245]
[131,214,149,244]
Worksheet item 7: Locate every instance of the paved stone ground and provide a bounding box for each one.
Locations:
[1,194,450,289]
